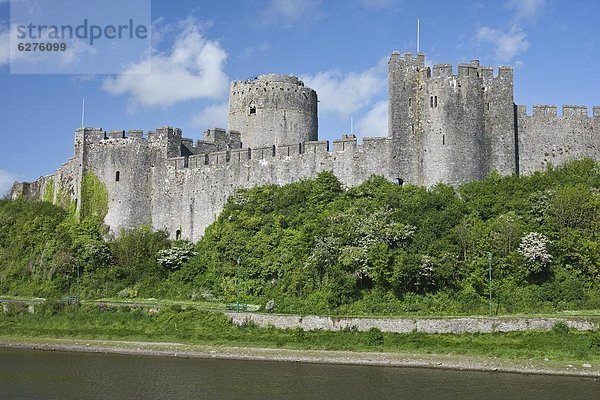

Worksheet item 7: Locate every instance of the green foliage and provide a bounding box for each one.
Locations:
[364,327,384,346]
[108,226,170,293]
[80,171,108,221]
[551,321,570,335]
[181,161,600,315]
[42,179,55,203]
[0,160,599,316]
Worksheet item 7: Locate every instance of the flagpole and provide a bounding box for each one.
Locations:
[81,98,85,128]
[417,19,420,53]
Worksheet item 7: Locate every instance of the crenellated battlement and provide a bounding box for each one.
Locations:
[167,135,395,172]
[429,63,511,81]
[389,51,426,67]
[517,104,600,119]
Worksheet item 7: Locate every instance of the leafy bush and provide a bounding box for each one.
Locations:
[552,321,570,335]
[364,327,384,346]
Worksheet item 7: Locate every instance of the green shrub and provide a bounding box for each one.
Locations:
[364,327,384,346]
[552,321,570,334]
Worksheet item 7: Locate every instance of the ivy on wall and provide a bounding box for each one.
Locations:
[80,171,109,221]
[42,179,55,203]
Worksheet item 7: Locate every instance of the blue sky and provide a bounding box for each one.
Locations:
[1,0,599,194]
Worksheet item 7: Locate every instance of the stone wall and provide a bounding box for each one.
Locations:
[517,105,600,175]
[228,312,597,334]
[153,136,398,241]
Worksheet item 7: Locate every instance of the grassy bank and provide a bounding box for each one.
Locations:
[1,306,599,364]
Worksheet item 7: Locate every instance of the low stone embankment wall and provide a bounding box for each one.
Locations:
[227,313,597,334]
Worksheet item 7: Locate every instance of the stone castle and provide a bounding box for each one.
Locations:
[11,52,600,241]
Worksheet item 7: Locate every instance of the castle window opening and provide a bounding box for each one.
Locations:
[434,96,438,107]
[249,104,256,115]
[408,98,412,107]
[430,96,433,108]
[442,135,445,145]
[204,154,209,165]
[396,178,404,186]
[115,171,120,182]
[272,145,276,156]
[487,103,490,111]
[176,230,181,241]
[247,148,252,160]
[411,124,414,134]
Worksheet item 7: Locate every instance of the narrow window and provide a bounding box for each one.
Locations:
[487,103,490,111]
[411,124,414,134]
[442,135,445,145]
[430,96,433,108]
[204,154,209,165]
[299,143,303,154]
[249,104,256,115]
[247,148,252,160]
[184,156,189,168]
[175,230,182,240]
[272,145,276,156]
[434,96,438,107]
[115,171,120,182]
[408,98,412,107]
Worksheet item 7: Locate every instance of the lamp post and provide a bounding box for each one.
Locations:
[76,261,81,302]
[488,252,493,317]
[236,256,241,312]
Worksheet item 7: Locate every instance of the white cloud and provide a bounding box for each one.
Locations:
[0,170,17,197]
[508,0,546,22]
[191,102,229,129]
[474,0,546,62]
[356,101,388,138]
[260,0,323,27]
[102,19,228,107]
[302,60,386,119]
[476,26,529,62]
[242,42,271,58]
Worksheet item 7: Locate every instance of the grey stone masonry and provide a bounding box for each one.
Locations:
[10,54,599,240]
[228,312,597,334]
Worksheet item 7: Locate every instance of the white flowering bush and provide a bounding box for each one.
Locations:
[518,232,552,272]
[157,241,197,270]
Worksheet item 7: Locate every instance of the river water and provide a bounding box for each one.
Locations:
[0,348,597,399]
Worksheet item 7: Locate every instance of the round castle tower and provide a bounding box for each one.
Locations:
[227,74,318,149]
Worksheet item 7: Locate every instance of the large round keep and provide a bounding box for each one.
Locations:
[228,75,318,149]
